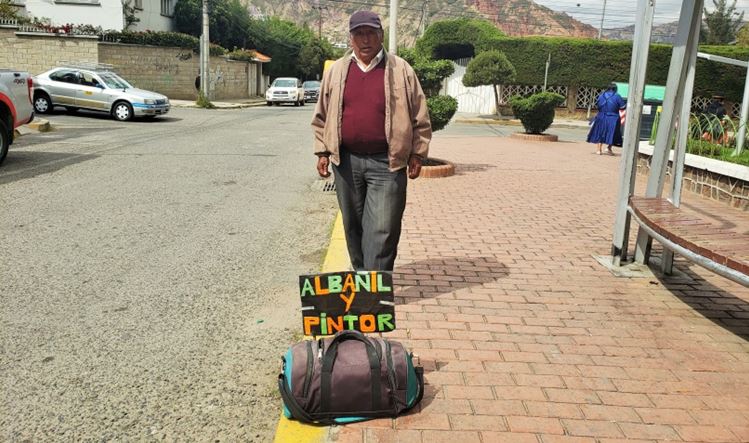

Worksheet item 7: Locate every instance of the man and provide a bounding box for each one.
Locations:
[311,10,431,272]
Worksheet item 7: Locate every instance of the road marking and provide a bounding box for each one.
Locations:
[273,211,349,443]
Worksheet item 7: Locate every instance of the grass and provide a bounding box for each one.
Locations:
[687,139,749,166]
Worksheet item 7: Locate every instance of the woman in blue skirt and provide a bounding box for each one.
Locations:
[587,83,626,155]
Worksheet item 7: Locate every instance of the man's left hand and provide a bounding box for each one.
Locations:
[408,155,422,179]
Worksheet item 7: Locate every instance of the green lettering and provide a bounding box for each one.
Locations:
[301,278,315,297]
[377,274,391,292]
[343,314,358,330]
[328,275,342,293]
[377,314,394,331]
[320,312,328,335]
[355,274,370,292]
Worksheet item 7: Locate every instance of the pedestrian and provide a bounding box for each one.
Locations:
[195,74,201,92]
[587,82,626,155]
[311,10,432,272]
[700,94,727,144]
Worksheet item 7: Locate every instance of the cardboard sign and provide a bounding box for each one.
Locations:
[299,271,395,336]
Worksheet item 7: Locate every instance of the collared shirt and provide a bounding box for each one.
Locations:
[351,48,385,73]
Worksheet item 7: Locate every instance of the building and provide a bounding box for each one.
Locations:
[9,0,175,32]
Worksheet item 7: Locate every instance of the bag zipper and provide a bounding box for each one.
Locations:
[302,340,314,398]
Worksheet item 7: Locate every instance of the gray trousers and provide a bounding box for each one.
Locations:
[332,150,407,271]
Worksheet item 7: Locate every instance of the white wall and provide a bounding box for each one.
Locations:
[132,0,174,32]
[24,0,124,30]
[441,58,498,115]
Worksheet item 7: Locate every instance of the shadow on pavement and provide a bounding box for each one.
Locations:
[657,264,749,341]
[394,256,509,302]
[453,162,496,175]
[0,151,99,185]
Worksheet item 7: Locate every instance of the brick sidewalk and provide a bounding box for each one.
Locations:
[333,134,749,442]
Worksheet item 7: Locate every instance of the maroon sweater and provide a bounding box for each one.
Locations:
[340,59,388,154]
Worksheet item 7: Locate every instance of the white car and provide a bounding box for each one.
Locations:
[33,66,170,121]
[265,77,305,106]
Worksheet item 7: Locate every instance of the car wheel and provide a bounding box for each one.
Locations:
[0,118,9,165]
[266,101,272,106]
[112,101,133,121]
[34,93,52,114]
[300,99,305,106]
[294,99,300,107]
[64,106,78,114]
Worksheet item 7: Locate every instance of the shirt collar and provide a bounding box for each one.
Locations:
[351,48,385,73]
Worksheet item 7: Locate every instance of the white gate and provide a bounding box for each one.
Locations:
[441,58,497,115]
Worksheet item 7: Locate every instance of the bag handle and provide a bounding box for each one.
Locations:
[320,331,382,413]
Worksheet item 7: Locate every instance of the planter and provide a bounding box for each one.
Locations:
[420,157,455,178]
[510,132,558,142]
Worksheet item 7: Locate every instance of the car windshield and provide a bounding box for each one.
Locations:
[99,72,132,89]
[273,79,297,88]
[303,81,320,89]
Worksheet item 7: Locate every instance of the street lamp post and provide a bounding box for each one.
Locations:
[598,0,607,39]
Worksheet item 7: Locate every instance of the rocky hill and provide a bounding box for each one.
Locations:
[603,22,680,44]
[245,0,597,47]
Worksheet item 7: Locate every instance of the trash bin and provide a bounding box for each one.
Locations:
[614,82,666,141]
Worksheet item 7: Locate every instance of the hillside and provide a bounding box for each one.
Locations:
[603,22,679,44]
[245,0,597,47]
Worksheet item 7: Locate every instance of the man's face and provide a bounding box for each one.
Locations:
[350,26,384,64]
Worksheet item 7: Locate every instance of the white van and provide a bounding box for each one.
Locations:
[265,77,305,106]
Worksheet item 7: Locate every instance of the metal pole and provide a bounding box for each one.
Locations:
[388,0,398,54]
[611,0,655,266]
[598,0,607,39]
[200,0,209,98]
[419,0,428,36]
[543,53,550,92]
[634,0,703,264]
[735,60,749,155]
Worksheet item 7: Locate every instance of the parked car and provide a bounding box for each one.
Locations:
[33,65,170,121]
[0,69,34,165]
[265,77,305,106]
[303,80,320,103]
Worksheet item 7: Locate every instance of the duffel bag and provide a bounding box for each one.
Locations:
[278,330,424,424]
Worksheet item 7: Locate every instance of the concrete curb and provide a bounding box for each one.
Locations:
[272,211,348,443]
[170,100,268,109]
[454,118,589,130]
[14,118,52,138]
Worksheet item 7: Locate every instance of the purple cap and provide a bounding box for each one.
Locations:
[349,11,382,31]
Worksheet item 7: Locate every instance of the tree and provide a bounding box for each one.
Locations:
[0,0,23,20]
[462,50,516,115]
[174,0,255,50]
[736,23,749,46]
[702,0,745,45]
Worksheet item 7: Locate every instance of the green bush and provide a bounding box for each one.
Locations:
[195,90,215,109]
[416,18,505,60]
[100,31,227,56]
[399,48,455,97]
[509,92,565,134]
[462,50,516,88]
[427,95,458,132]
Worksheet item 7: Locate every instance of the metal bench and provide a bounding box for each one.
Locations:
[628,196,749,286]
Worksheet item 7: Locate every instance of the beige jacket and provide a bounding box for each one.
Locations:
[311,50,432,171]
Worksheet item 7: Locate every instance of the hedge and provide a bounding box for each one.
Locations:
[420,30,749,101]
[100,31,227,56]
[416,18,504,60]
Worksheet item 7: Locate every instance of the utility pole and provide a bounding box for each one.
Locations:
[388,0,398,54]
[200,0,209,98]
[313,0,325,38]
[419,0,428,36]
[598,0,607,39]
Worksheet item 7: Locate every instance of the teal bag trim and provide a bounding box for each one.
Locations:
[282,348,293,419]
[406,352,418,406]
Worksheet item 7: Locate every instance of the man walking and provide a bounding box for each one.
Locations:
[311,10,431,271]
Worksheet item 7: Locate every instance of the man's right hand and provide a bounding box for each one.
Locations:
[317,156,331,178]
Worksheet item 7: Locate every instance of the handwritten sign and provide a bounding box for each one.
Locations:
[299,271,395,336]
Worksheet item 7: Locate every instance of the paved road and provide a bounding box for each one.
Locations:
[1,106,337,441]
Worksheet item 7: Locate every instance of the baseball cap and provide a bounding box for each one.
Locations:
[349,11,382,31]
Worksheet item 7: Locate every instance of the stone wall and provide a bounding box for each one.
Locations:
[0,27,262,100]
[0,27,99,75]
[97,43,253,100]
[637,155,749,210]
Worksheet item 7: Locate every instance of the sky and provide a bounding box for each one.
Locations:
[533,0,749,28]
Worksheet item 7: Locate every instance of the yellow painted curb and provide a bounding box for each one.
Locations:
[273,211,349,443]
